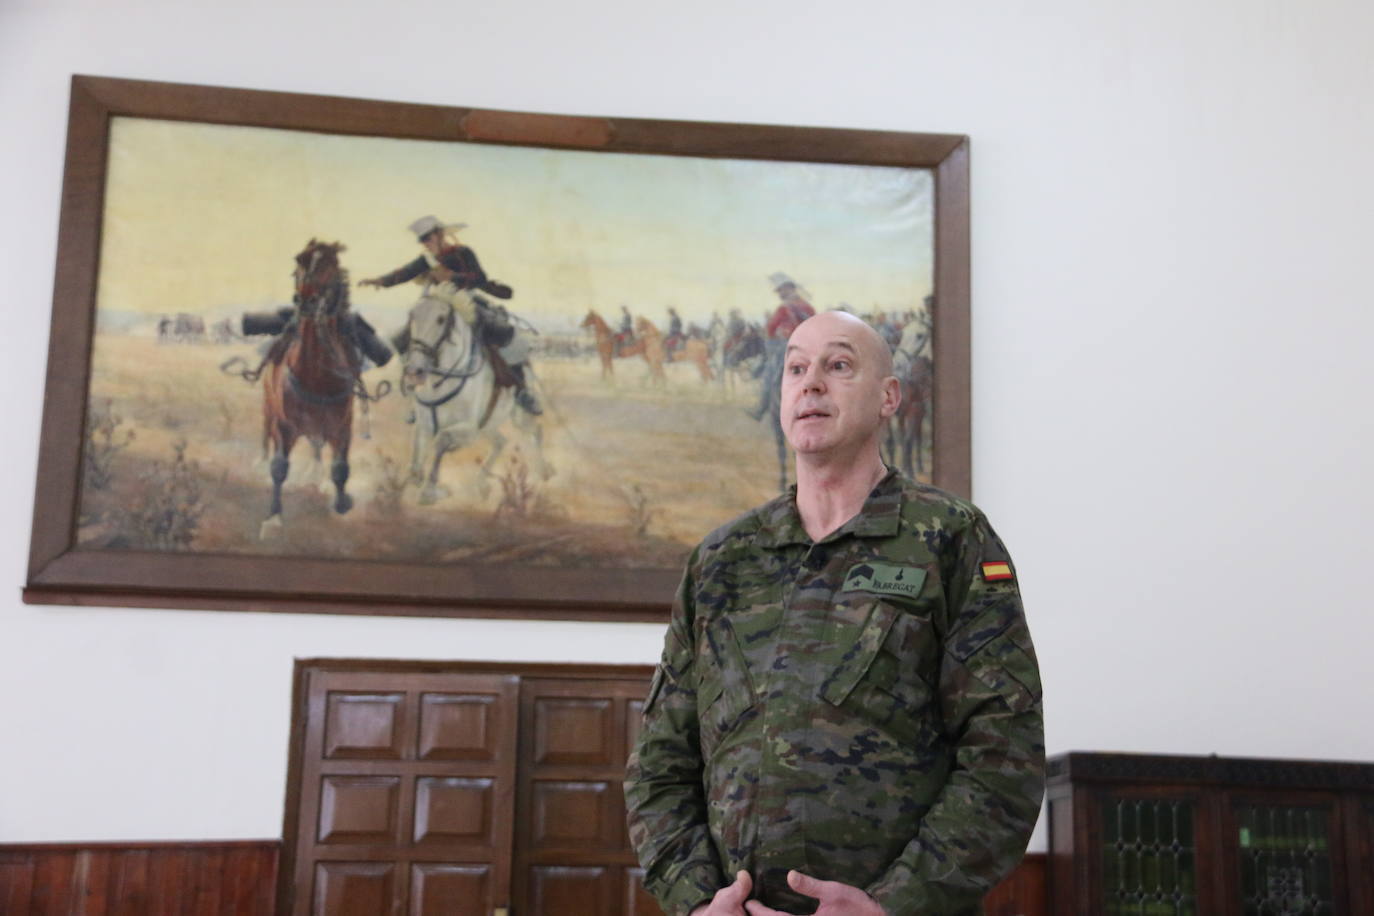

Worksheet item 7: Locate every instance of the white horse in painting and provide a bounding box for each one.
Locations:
[402,295,550,504]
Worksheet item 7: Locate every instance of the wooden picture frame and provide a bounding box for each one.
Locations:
[24,75,970,622]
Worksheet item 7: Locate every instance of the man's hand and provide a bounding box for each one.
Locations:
[689,870,753,915]
[743,870,885,915]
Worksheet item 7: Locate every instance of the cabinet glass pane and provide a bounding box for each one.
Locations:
[1103,797,1197,915]
[1236,805,1334,916]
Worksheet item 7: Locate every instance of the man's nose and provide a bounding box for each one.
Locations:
[801,364,826,392]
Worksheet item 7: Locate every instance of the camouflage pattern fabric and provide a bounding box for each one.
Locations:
[624,468,1044,915]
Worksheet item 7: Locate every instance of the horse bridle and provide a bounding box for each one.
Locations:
[407,304,456,370]
[280,258,359,404]
[409,304,488,432]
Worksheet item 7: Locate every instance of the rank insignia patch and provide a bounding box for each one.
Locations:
[981,561,1014,582]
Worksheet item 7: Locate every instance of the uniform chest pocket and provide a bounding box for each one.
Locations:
[696,616,759,757]
[820,599,938,747]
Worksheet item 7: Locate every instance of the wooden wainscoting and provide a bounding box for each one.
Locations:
[0,840,1042,914]
[987,851,1047,916]
[0,840,278,915]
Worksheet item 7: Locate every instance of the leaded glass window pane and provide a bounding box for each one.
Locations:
[1236,805,1335,916]
[1103,797,1197,915]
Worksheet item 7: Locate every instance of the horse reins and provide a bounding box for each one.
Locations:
[410,306,496,433]
[220,269,392,409]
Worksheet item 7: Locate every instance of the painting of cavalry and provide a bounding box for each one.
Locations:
[77,117,935,569]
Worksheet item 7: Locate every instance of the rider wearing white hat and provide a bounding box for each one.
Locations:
[360,215,512,310]
[361,216,540,416]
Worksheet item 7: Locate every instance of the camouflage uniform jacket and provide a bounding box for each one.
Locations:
[624,469,1044,915]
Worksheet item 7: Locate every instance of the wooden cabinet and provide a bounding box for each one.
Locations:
[278,660,660,916]
[1047,752,1374,915]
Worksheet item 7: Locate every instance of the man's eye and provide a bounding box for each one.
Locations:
[831,360,850,372]
[786,364,803,375]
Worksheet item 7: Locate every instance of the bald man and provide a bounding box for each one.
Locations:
[625,312,1044,915]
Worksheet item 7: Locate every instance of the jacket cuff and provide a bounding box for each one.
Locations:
[865,860,930,916]
[649,863,723,916]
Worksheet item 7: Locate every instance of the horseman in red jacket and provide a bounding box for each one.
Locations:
[765,271,816,340]
[748,272,817,421]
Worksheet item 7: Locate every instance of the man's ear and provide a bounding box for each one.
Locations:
[879,375,902,419]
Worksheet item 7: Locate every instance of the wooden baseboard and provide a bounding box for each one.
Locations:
[0,841,1045,915]
[0,840,280,915]
[987,852,1047,916]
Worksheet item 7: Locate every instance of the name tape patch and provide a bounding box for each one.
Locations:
[842,562,928,599]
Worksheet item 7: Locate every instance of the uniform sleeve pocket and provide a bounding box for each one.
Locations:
[961,626,1042,714]
[947,599,1016,663]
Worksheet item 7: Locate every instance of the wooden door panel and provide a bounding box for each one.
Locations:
[324,692,406,759]
[313,862,396,916]
[410,863,492,916]
[532,780,616,848]
[529,865,616,915]
[317,776,402,845]
[418,693,500,761]
[533,697,616,767]
[413,776,495,845]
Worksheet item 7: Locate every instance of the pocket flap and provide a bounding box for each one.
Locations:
[947,599,1017,662]
[965,631,1042,714]
[820,601,900,706]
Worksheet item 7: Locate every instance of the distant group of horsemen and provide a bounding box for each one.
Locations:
[241,215,933,428]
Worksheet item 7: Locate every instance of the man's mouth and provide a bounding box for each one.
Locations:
[796,408,830,420]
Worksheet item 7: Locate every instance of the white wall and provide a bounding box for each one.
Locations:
[4,0,1373,855]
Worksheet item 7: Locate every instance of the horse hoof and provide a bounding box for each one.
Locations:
[335,493,353,515]
[260,515,284,540]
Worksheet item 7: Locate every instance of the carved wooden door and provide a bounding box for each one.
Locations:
[286,668,520,916]
[281,662,662,916]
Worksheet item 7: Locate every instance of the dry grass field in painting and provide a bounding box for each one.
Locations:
[76,331,790,569]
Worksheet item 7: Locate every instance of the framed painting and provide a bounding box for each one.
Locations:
[24,75,970,621]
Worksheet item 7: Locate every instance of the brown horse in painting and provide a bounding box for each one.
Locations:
[632,316,669,386]
[638,317,715,383]
[260,240,359,536]
[581,309,646,379]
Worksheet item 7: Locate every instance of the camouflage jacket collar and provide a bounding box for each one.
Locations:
[754,466,904,548]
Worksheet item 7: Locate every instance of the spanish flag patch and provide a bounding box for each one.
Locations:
[981,561,1014,582]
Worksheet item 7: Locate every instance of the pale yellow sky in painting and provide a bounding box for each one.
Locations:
[96,117,933,335]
